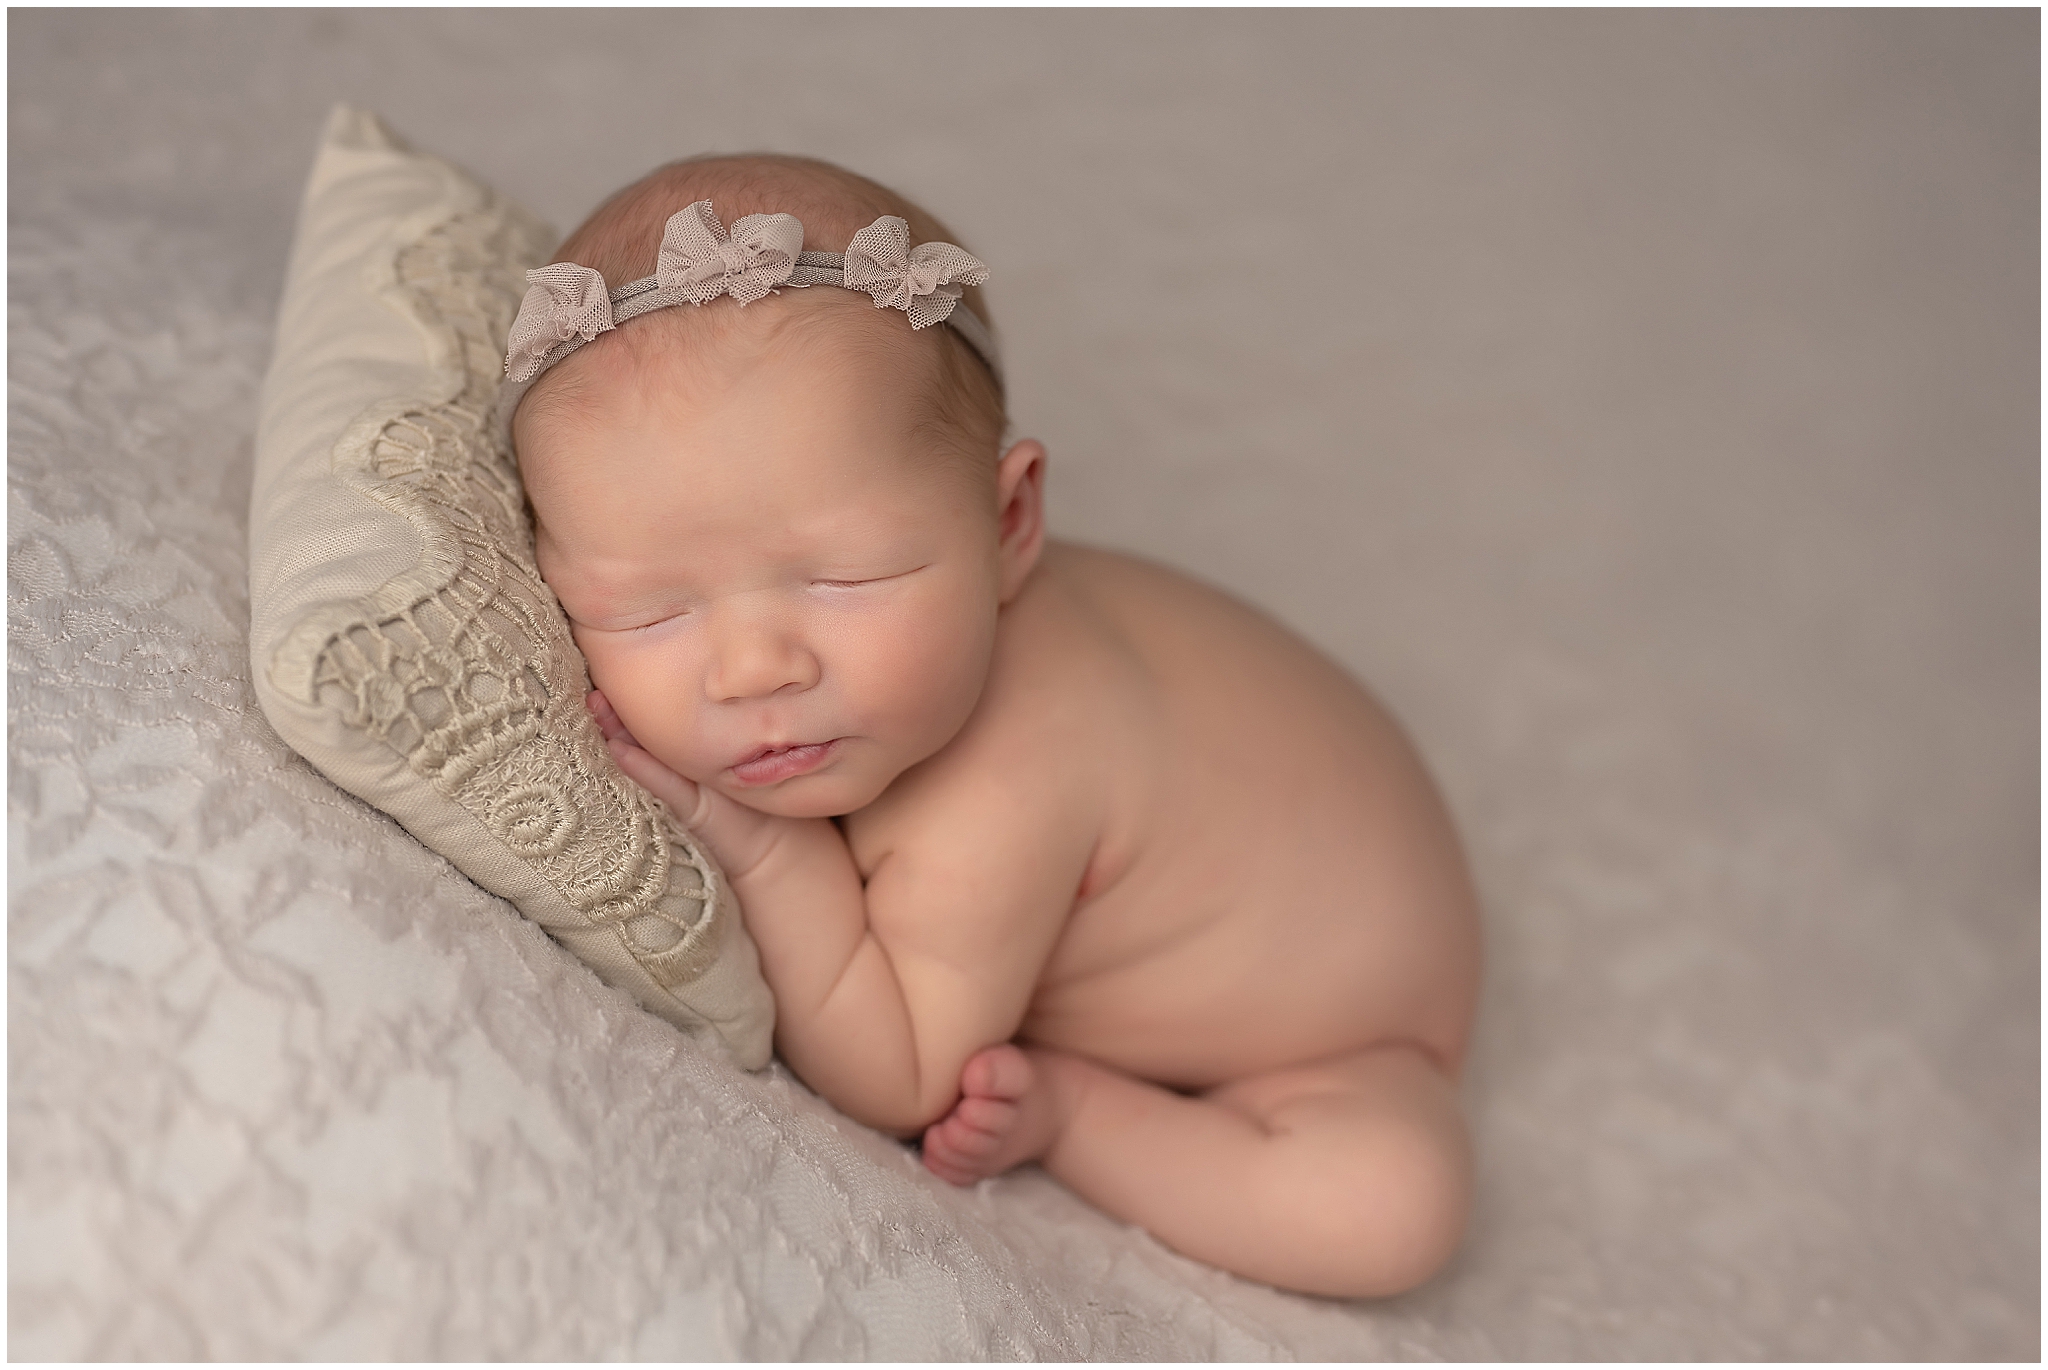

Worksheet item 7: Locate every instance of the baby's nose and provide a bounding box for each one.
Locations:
[706,613,820,703]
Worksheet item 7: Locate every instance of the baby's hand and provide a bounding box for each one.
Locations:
[586,688,650,755]
[588,689,786,879]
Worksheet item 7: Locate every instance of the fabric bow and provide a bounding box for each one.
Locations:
[504,262,614,382]
[841,216,989,329]
[657,201,804,307]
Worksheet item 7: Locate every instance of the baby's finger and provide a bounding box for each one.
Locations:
[608,735,703,819]
[586,688,641,748]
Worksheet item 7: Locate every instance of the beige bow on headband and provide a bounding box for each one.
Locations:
[841,216,990,329]
[656,201,805,307]
[504,262,613,383]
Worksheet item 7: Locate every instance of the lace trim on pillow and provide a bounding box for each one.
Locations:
[290,198,728,987]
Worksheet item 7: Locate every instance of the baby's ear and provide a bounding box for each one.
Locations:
[995,439,1048,604]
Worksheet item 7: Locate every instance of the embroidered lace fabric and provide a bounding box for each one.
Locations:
[287,206,749,992]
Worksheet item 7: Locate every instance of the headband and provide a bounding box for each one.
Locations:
[499,200,997,426]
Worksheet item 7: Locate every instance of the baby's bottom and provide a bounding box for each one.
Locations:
[921,1042,1470,1300]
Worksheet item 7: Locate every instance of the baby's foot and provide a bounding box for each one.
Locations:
[921,1044,1062,1185]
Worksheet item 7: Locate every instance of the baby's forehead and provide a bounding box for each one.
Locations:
[515,307,994,532]
[525,337,964,480]
[614,290,930,389]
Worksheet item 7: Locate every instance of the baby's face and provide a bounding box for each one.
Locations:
[520,312,1010,819]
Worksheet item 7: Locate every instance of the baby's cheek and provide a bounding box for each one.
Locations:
[579,639,704,775]
[863,593,995,749]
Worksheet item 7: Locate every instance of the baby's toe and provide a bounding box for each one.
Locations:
[953,1094,1018,1138]
[961,1043,1035,1102]
[935,1116,1003,1159]
[921,1126,991,1183]
[921,1146,975,1185]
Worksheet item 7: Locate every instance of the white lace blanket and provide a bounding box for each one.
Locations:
[11,10,2039,1361]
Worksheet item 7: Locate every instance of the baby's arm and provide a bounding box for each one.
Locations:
[594,693,1093,1134]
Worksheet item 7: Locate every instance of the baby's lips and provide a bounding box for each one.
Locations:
[725,738,842,786]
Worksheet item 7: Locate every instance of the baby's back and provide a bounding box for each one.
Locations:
[1013,543,1480,1088]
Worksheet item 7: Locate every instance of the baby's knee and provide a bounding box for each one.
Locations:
[1354,1125,1471,1297]
[1279,1107,1472,1299]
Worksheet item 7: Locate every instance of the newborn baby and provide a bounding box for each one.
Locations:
[506,154,1481,1299]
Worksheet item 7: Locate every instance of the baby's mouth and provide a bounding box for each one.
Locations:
[727,739,843,787]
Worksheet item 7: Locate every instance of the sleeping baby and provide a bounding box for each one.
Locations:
[502,154,1481,1299]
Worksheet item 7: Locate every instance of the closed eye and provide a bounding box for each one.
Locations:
[598,608,689,633]
[811,565,926,589]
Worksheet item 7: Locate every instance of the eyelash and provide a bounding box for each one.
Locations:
[813,565,924,590]
[607,568,919,630]
[623,612,686,634]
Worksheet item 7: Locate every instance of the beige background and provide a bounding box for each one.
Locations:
[10,8,2037,1358]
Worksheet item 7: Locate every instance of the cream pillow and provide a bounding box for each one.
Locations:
[249,105,774,1068]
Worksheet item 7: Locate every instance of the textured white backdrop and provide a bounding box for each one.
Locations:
[9,9,2037,1359]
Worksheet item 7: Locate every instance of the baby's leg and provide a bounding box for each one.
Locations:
[922,1042,1470,1299]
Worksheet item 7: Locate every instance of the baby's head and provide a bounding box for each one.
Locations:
[511,154,1046,819]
